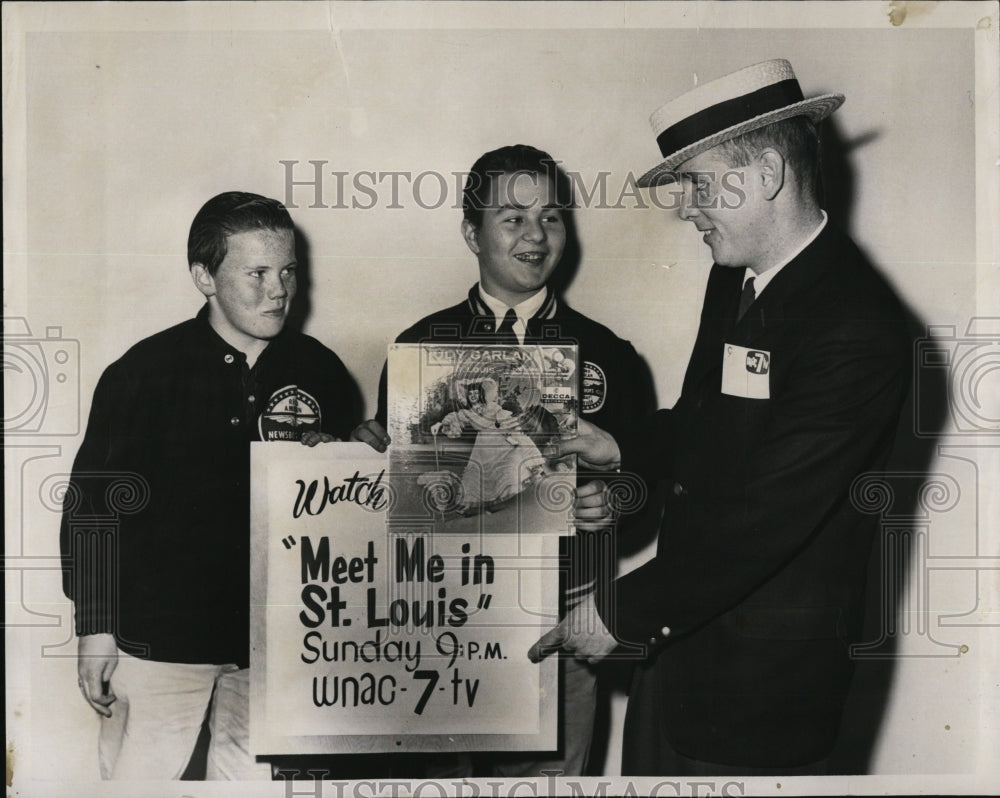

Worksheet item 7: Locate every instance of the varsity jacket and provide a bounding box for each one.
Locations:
[376,285,653,601]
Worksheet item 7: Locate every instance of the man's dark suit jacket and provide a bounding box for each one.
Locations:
[602,223,911,769]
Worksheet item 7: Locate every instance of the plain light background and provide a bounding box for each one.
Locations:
[4,2,998,794]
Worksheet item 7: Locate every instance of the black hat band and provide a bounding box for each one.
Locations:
[655,78,805,159]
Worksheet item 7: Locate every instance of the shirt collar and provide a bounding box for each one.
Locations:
[477,284,549,326]
[743,211,828,295]
[194,303,281,368]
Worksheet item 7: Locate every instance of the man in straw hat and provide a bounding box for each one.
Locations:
[530,60,911,775]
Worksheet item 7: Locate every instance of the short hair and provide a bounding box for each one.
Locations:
[462,145,574,228]
[716,116,821,199]
[187,191,294,275]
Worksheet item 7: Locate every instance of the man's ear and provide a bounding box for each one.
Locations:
[190,263,216,298]
[758,149,785,201]
[461,219,481,255]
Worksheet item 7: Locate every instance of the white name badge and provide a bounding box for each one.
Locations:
[721,343,771,399]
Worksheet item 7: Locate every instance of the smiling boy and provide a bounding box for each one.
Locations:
[352,145,652,776]
[61,191,358,780]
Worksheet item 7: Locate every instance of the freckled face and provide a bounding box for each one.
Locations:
[463,172,566,306]
[198,228,297,350]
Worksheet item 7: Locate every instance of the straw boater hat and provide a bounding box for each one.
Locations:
[637,59,845,187]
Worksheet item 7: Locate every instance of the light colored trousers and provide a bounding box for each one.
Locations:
[99,650,270,780]
[427,655,598,778]
[492,655,598,777]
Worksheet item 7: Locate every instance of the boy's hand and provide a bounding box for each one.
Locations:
[77,633,118,717]
[573,479,614,531]
[350,419,391,452]
[300,431,339,447]
[528,594,617,665]
[553,418,622,471]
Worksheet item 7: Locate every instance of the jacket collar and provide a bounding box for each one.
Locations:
[730,222,838,346]
[465,284,559,341]
[682,223,838,394]
[194,303,284,368]
[466,284,558,323]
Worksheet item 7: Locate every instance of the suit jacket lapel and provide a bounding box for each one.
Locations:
[682,225,839,393]
[682,265,743,395]
[731,224,838,347]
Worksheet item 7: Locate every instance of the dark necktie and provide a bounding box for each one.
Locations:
[496,308,519,343]
[736,276,756,322]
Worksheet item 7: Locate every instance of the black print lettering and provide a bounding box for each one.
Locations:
[366,586,469,629]
[409,668,480,715]
[312,673,397,708]
[459,542,495,586]
[298,584,348,628]
[450,668,480,707]
[293,470,388,518]
[300,538,378,585]
[434,633,503,669]
[301,629,423,672]
[395,536,445,582]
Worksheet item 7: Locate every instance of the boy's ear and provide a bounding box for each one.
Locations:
[190,263,216,298]
[461,219,481,255]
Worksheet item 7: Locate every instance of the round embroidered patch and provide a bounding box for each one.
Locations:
[259,385,321,441]
[581,361,607,413]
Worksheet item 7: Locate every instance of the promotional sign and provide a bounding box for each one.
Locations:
[250,444,562,755]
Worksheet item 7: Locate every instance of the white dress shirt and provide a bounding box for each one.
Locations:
[477,284,548,345]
